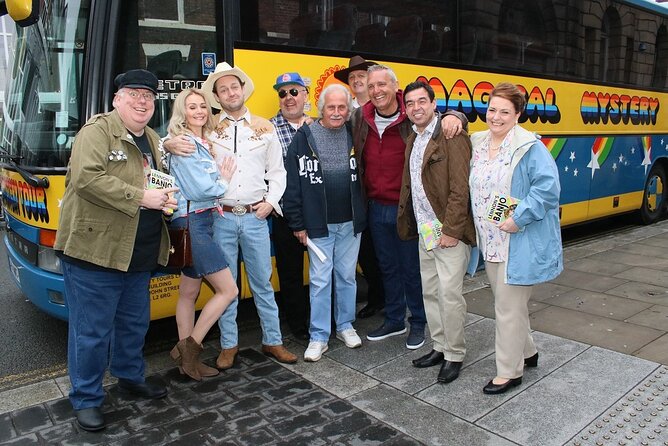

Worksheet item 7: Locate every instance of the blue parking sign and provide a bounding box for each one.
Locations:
[202,53,216,75]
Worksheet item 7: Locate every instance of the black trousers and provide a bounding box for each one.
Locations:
[358,227,385,307]
[271,214,309,333]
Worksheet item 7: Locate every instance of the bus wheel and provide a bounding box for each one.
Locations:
[640,164,667,224]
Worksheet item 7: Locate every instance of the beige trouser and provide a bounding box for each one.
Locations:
[419,238,471,362]
[485,261,537,379]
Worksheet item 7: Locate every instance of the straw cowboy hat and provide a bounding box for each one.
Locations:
[333,55,377,84]
[201,62,255,109]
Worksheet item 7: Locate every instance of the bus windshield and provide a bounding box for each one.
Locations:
[1,0,90,169]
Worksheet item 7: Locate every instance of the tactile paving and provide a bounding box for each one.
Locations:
[571,366,668,446]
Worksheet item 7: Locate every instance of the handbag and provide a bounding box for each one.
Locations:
[167,201,193,269]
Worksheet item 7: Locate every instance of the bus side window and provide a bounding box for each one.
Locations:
[385,15,423,58]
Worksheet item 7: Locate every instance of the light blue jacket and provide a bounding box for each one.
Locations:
[168,135,229,219]
[471,125,563,285]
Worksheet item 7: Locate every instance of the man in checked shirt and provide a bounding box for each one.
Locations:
[269,72,313,341]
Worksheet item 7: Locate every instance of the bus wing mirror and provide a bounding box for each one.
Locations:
[5,0,39,27]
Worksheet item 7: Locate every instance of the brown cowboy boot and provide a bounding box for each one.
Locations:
[172,337,202,381]
[216,346,239,369]
[170,345,219,378]
[262,344,298,364]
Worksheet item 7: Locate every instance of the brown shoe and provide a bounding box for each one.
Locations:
[216,346,239,369]
[262,344,298,364]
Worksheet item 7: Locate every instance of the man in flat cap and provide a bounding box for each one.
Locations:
[55,69,178,432]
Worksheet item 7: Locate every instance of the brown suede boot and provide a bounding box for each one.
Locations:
[216,346,239,369]
[170,345,219,378]
[174,337,203,381]
[262,344,298,364]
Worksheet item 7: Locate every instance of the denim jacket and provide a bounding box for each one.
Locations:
[168,135,229,219]
[471,125,563,285]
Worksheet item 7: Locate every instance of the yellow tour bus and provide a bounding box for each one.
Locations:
[1,0,667,320]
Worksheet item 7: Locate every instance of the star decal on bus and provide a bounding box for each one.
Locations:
[587,137,614,179]
[641,136,652,174]
[569,151,575,162]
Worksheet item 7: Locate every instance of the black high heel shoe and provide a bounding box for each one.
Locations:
[483,377,522,394]
[524,352,539,368]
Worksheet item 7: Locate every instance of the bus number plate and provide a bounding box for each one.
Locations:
[8,256,20,285]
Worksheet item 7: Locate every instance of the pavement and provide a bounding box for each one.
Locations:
[1,220,668,445]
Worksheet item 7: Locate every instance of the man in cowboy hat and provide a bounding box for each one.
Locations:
[165,62,298,367]
[334,56,386,320]
[334,55,376,108]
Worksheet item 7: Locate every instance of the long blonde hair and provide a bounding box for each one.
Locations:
[167,89,216,153]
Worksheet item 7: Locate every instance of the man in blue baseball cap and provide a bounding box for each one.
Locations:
[270,72,312,341]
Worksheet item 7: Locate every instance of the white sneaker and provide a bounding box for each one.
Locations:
[304,341,328,362]
[336,328,362,348]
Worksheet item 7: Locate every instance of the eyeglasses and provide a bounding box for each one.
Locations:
[124,90,156,101]
[278,88,306,99]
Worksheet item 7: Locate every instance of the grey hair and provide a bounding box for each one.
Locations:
[317,84,353,117]
[367,64,398,83]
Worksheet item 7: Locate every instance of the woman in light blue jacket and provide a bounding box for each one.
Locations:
[166,89,238,381]
[470,82,562,395]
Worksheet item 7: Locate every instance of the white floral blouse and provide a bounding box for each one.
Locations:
[469,127,516,262]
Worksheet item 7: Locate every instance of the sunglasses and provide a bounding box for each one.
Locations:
[278,88,306,99]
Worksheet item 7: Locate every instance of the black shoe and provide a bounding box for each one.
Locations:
[357,304,382,319]
[437,361,463,383]
[412,350,444,368]
[116,379,168,399]
[483,377,523,394]
[75,407,105,432]
[524,352,539,368]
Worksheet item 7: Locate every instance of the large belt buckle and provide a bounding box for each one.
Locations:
[231,204,247,216]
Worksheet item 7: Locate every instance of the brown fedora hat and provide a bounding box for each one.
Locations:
[333,55,377,84]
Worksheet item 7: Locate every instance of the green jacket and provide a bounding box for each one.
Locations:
[54,109,170,271]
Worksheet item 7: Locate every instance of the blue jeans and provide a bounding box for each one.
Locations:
[214,212,283,348]
[308,222,361,342]
[62,261,151,410]
[368,201,426,329]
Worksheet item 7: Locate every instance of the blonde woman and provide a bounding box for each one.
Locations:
[167,89,238,381]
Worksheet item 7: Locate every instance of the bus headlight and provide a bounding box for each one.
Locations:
[38,246,62,274]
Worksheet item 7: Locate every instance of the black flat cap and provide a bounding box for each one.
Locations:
[114,69,158,94]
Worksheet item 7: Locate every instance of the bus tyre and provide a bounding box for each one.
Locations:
[640,164,667,225]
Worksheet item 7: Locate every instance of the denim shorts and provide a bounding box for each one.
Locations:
[170,209,229,278]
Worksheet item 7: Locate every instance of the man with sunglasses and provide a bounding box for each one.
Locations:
[270,72,312,341]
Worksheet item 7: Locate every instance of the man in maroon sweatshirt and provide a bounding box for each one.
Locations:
[351,64,466,349]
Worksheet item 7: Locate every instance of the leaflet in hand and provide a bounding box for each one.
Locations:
[306,238,327,262]
[148,169,175,214]
[486,192,519,224]
[418,219,443,251]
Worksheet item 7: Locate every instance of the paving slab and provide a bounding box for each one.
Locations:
[544,288,653,320]
[565,257,632,276]
[550,269,629,293]
[586,249,668,270]
[568,365,668,445]
[633,333,668,365]
[529,306,664,355]
[614,266,668,287]
[605,280,668,305]
[349,384,515,446]
[626,304,668,331]
[531,282,574,302]
[415,332,589,422]
[366,318,496,396]
[616,242,668,259]
[477,347,659,446]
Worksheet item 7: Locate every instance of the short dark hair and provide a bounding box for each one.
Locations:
[490,82,526,113]
[403,81,435,104]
